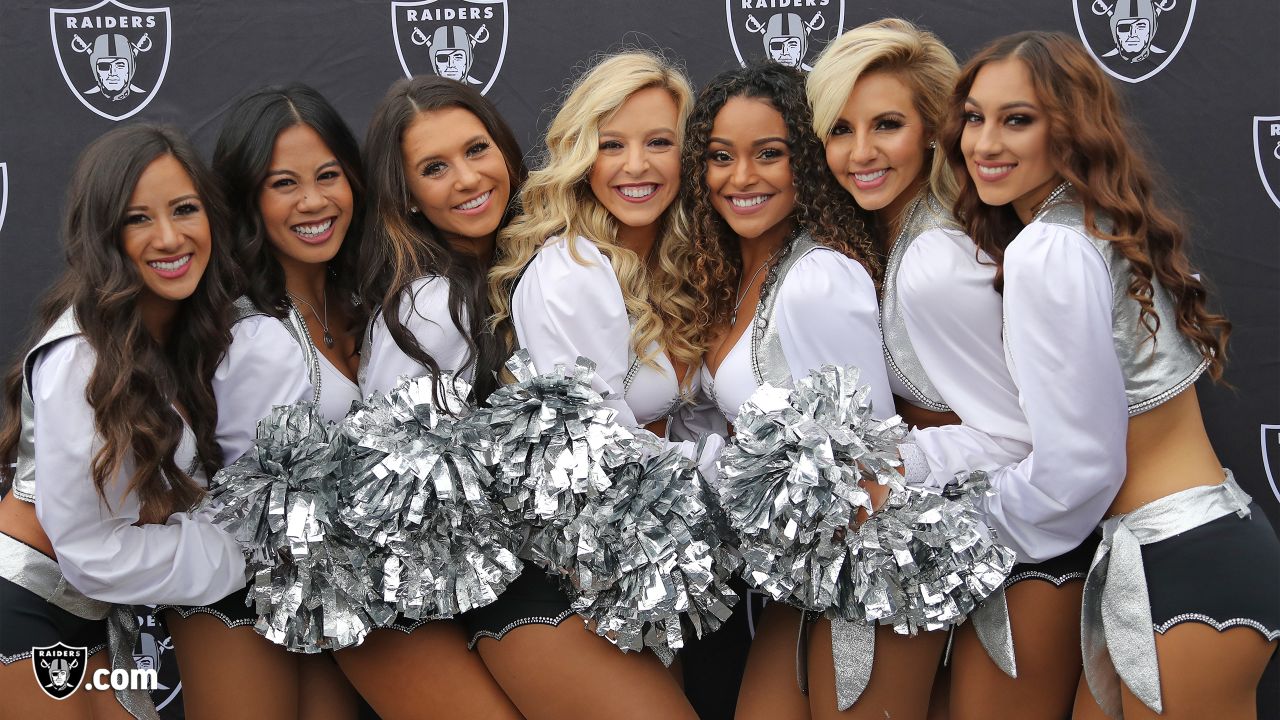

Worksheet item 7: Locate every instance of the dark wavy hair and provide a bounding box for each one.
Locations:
[0,125,236,523]
[682,61,873,339]
[358,75,527,406]
[940,32,1230,380]
[213,83,365,317]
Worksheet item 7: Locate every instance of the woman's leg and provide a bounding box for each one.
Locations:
[734,602,809,720]
[476,618,697,720]
[807,618,947,720]
[334,620,520,720]
[164,612,299,720]
[0,650,130,720]
[297,652,359,720]
[1073,623,1277,720]
[950,579,1083,720]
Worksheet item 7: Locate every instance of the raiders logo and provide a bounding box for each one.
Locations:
[1262,425,1280,504]
[1073,0,1196,83]
[133,610,182,711]
[725,0,845,71]
[0,163,8,236]
[1253,116,1280,210]
[49,0,171,121]
[32,643,88,701]
[392,0,508,95]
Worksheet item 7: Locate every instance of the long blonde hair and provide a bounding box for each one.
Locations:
[489,51,703,379]
[807,18,960,206]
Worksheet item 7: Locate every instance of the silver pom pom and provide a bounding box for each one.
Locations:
[567,440,740,661]
[209,403,394,652]
[717,365,1013,633]
[338,373,523,619]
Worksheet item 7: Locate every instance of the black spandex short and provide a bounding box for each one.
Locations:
[461,567,576,648]
[0,575,108,665]
[1004,532,1100,588]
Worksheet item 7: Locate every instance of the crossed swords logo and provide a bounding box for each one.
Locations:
[1091,0,1177,61]
[69,31,152,98]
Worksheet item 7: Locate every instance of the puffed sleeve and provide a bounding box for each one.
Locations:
[362,276,473,397]
[775,248,895,418]
[214,315,313,465]
[512,236,638,427]
[33,338,246,605]
[907,222,1128,562]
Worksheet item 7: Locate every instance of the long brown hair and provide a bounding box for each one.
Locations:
[940,32,1230,379]
[683,62,873,340]
[358,76,526,404]
[0,125,236,523]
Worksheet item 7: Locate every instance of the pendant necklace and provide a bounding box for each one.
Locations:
[288,289,334,348]
[730,246,783,326]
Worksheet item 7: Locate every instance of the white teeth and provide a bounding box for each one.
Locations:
[293,218,333,237]
[854,169,888,182]
[148,255,191,271]
[619,184,657,199]
[730,195,768,208]
[455,191,491,211]
[977,164,1013,177]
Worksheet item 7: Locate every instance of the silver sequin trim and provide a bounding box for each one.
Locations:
[1005,569,1085,587]
[154,604,256,629]
[1,642,107,665]
[466,609,577,649]
[1153,613,1280,641]
[385,616,448,635]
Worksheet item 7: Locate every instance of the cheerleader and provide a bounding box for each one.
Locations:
[806,20,1036,717]
[905,32,1279,718]
[0,125,246,719]
[482,51,708,720]
[157,85,363,720]
[341,75,524,719]
[682,62,897,719]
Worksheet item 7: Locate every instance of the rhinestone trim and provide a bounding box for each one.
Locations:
[154,604,256,629]
[1153,613,1280,641]
[466,609,577,649]
[1004,569,1086,588]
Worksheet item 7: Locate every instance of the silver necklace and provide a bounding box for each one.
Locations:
[731,246,783,326]
[1031,181,1072,220]
[288,289,334,348]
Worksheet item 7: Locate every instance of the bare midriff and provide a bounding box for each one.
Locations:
[0,491,55,559]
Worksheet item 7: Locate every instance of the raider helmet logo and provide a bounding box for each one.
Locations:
[726,0,845,71]
[32,643,88,700]
[392,0,508,95]
[1073,0,1196,83]
[134,614,181,710]
[1253,116,1280,210]
[50,0,171,121]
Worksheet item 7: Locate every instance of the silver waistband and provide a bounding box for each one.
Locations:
[0,532,159,720]
[1081,471,1251,718]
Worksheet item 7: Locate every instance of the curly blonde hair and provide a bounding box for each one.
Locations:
[489,51,703,379]
[807,18,961,207]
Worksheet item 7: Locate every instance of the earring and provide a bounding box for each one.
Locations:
[409,205,420,214]
[928,140,937,150]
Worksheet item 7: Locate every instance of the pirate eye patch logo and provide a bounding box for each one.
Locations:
[1073,0,1196,83]
[392,0,508,95]
[50,0,171,121]
[726,0,845,71]
[32,643,88,700]
[1254,117,1280,210]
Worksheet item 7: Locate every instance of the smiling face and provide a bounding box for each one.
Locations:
[825,71,928,222]
[705,96,797,243]
[588,86,681,240]
[257,124,354,271]
[121,154,212,305]
[960,58,1060,223]
[401,106,511,249]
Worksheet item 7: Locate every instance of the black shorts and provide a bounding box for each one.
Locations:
[0,576,108,665]
[156,586,256,630]
[1004,533,1100,588]
[1145,503,1280,640]
[460,567,576,648]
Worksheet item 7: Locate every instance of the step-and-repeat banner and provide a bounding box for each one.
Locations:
[2,1,1277,717]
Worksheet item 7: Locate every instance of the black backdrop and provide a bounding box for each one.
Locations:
[2,1,1277,717]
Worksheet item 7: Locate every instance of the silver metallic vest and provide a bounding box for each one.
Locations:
[750,231,825,388]
[879,192,959,413]
[1035,196,1209,415]
[233,296,321,404]
[11,309,82,503]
